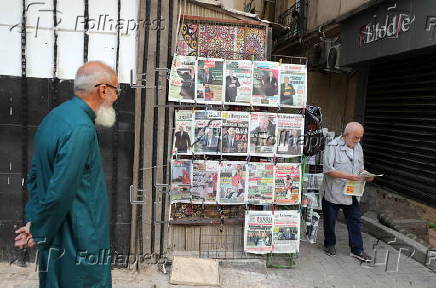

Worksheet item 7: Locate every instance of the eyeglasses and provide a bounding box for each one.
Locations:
[94,83,121,95]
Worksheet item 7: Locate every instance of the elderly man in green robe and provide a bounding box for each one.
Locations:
[14,61,119,287]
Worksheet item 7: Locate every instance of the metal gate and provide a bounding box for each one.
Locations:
[364,48,436,206]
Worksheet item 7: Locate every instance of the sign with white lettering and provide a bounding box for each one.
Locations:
[340,0,436,66]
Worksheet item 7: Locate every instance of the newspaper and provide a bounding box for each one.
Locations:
[359,170,384,177]
[221,111,249,155]
[244,211,273,254]
[170,160,193,203]
[192,110,222,155]
[247,162,275,205]
[343,180,366,197]
[170,186,191,204]
[218,161,247,204]
[304,208,320,244]
[196,58,224,104]
[272,210,300,253]
[252,61,279,106]
[343,171,382,197]
[304,173,324,190]
[173,110,193,155]
[274,163,301,205]
[244,210,300,254]
[278,64,307,107]
[303,192,322,210]
[275,113,304,157]
[249,112,277,156]
[168,56,196,102]
[192,160,219,204]
[224,60,253,105]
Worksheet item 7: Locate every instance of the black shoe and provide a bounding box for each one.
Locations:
[350,251,372,262]
[324,246,336,256]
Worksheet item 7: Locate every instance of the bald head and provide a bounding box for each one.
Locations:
[72,62,119,128]
[343,122,364,148]
[344,122,364,135]
[74,61,116,95]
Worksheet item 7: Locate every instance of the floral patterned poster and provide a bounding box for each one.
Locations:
[198,25,237,59]
[176,23,198,56]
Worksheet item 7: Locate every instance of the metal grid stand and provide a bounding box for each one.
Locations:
[199,226,262,260]
[266,253,297,269]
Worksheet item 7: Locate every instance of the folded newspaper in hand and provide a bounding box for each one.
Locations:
[359,170,384,177]
[343,171,383,196]
[343,180,366,197]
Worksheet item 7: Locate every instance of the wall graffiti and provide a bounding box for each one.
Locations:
[359,4,415,46]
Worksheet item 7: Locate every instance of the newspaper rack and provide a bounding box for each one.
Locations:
[168,56,309,267]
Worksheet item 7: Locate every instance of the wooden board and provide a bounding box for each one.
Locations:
[170,256,220,286]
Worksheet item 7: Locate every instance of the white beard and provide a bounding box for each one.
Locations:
[95,105,116,128]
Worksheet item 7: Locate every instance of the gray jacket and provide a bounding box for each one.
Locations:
[320,136,364,205]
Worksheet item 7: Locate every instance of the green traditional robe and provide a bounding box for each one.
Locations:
[25,96,111,287]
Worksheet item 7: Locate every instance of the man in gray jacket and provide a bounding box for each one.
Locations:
[320,122,374,262]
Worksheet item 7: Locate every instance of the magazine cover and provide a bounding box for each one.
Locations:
[218,161,247,204]
[196,58,224,104]
[168,56,196,102]
[303,192,322,209]
[278,64,307,107]
[274,163,301,205]
[246,162,275,205]
[170,160,193,203]
[221,111,250,155]
[170,186,192,204]
[244,210,273,254]
[192,110,222,155]
[192,160,220,204]
[304,173,324,190]
[272,210,300,253]
[224,60,253,105]
[304,209,320,244]
[252,61,279,106]
[276,113,304,157]
[249,112,277,156]
[173,110,193,155]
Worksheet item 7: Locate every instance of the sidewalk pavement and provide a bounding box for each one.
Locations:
[1,220,435,288]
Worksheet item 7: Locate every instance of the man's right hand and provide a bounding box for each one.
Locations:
[348,175,364,181]
[14,222,35,249]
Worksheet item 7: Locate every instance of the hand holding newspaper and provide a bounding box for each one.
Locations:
[359,170,384,177]
[343,170,383,196]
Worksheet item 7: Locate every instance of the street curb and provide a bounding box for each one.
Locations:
[361,215,436,271]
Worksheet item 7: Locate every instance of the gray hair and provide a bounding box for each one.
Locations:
[73,61,115,93]
[343,122,364,135]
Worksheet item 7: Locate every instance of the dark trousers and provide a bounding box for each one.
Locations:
[322,197,363,254]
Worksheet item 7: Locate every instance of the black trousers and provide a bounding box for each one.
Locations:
[322,197,364,254]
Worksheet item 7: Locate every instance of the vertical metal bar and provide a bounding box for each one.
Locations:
[21,0,28,211]
[150,0,163,254]
[215,233,218,259]
[225,226,228,259]
[232,226,235,259]
[142,0,154,255]
[83,0,89,62]
[184,227,187,251]
[138,0,152,257]
[19,0,29,265]
[160,0,174,257]
[115,0,121,72]
[51,0,59,109]
[111,0,121,265]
